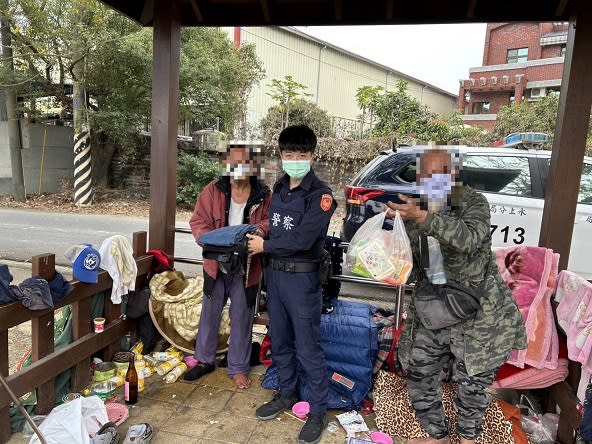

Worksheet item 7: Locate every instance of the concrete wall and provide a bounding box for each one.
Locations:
[0,121,74,196]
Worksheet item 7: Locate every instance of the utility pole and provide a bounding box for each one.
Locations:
[1,0,25,201]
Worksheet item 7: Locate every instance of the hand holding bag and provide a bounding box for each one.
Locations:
[413,233,486,330]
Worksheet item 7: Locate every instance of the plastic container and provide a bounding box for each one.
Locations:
[292,401,310,419]
[370,431,393,444]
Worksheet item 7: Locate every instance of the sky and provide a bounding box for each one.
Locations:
[294,24,488,95]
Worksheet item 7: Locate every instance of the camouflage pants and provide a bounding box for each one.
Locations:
[406,324,498,440]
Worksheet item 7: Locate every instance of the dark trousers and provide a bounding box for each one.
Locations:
[266,267,327,416]
[406,324,498,440]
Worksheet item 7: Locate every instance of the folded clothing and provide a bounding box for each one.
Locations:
[198,224,256,247]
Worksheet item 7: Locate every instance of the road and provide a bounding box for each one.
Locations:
[0,208,201,275]
[0,208,402,307]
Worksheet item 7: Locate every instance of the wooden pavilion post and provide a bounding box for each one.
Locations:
[539,5,592,272]
[148,0,181,255]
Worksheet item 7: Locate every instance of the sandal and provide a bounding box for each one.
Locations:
[123,423,153,444]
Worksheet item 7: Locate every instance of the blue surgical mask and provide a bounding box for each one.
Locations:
[418,173,453,202]
[282,159,311,179]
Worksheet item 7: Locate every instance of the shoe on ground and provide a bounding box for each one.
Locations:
[91,422,119,444]
[255,392,298,420]
[298,414,327,444]
[123,423,154,444]
[183,362,215,381]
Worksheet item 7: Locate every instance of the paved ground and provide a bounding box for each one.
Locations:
[7,362,402,444]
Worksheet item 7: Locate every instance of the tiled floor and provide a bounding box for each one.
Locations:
[8,364,404,444]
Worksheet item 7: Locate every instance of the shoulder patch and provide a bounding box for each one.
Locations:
[320,194,333,212]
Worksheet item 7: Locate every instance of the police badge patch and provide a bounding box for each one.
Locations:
[320,194,333,212]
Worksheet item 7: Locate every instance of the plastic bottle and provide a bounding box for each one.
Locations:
[124,354,138,405]
[164,363,188,383]
[155,356,182,376]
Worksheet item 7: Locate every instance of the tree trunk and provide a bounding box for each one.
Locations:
[72,36,93,205]
[91,139,116,188]
[1,3,25,201]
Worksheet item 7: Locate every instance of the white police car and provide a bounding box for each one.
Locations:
[341,143,592,279]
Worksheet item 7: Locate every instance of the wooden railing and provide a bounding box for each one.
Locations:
[0,231,151,443]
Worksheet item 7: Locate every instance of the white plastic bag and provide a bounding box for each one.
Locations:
[517,395,558,444]
[346,211,412,285]
[30,396,108,444]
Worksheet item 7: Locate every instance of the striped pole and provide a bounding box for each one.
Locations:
[73,127,93,206]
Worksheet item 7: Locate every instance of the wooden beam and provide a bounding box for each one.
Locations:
[467,0,477,17]
[0,257,152,330]
[385,0,394,20]
[334,0,342,21]
[149,0,181,255]
[140,0,154,25]
[189,0,204,23]
[555,0,570,17]
[539,8,592,271]
[259,0,271,23]
[0,319,131,409]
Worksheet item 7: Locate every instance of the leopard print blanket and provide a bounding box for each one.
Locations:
[373,370,514,443]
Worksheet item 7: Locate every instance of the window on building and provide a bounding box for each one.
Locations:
[507,48,529,64]
[560,44,567,57]
[472,102,491,114]
[462,156,532,197]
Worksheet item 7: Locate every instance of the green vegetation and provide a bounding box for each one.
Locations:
[176,153,220,207]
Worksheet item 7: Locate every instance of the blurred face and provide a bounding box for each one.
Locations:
[223,147,257,179]
[417,151,455,211]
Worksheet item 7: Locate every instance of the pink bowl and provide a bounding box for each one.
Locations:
[370,431,393,444]
[291,401,310,419]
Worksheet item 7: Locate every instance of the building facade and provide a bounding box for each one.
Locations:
[459,22,567,132]
[224,27,457,137]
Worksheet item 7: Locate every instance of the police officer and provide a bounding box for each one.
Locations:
[247,124,336,444]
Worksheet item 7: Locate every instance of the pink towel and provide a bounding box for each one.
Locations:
[491,358,569,390]
[556,270,592,373]
[495,246,560,369]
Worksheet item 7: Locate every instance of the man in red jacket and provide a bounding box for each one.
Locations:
[184,142,271,389]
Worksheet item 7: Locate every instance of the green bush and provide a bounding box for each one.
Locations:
[177,153,220,207]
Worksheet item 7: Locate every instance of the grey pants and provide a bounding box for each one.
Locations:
[194,273,254,377]
[406,324,498,440]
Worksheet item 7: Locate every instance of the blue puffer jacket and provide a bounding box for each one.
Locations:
[262,299,378,410]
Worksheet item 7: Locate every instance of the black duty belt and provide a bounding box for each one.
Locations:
[269,258,318,273]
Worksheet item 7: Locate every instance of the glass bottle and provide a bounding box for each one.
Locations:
[125,354,138,405]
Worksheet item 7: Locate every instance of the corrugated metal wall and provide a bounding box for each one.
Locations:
[221,27,457,130]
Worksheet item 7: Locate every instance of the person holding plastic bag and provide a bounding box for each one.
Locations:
[384,148,526,444]
[346,210,412,286]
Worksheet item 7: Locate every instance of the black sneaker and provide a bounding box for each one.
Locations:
[298,414,327,444]
[255,392,298,420]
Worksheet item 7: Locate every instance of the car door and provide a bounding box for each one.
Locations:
[545,158,592,279]
[462,152,543,248]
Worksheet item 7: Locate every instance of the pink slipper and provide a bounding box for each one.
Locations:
[184,356,198,368]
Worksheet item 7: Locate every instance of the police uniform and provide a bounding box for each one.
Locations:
[263,169,336,417]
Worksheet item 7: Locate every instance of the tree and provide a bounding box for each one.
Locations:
[0,0,25,201]
[366,80,443,142]
[355,85,382,138]
[494,95,560,143]
[266,75,312,129]
[0,1,264,190]
[259,98,332,142]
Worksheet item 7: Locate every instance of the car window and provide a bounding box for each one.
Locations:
[461,155,532,196]
[393,162,416,183]
[545,160,592,204]
[578,163,592,204]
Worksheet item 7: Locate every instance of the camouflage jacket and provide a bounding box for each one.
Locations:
[398,185,527,376]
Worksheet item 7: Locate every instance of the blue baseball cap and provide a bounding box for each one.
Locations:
[65,244,101,284]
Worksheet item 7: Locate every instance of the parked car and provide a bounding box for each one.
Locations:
[341,145,592,279]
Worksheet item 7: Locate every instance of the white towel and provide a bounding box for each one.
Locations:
[99,235,138,304]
